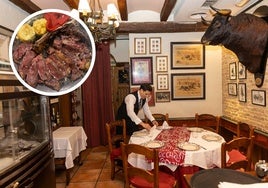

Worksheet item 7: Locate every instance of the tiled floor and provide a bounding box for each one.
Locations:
[55,146,124,188]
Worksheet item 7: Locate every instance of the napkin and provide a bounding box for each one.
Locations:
[162,121,169,128]
[148,125,161,139]
[218,182,268,188]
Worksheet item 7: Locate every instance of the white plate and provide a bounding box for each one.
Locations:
[132,130,149,137]
[144,140,164,149]
[187,127,203,132]
[156,126,173,130]
[202,134,222,142]
[177,142,200,151]
[9,9,96,96]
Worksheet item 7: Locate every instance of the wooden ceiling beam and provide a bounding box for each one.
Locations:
[117,21,208,33]
[117,0,128,21]
[160,0,177,21]
[8,0,40,14]
[63,0,79,9]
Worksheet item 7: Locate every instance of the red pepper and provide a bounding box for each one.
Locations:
[44,13,70,32]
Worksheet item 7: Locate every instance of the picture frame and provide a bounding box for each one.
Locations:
[130,57,153,85]
[170,42,205,69]
[238,83,246,102]
[238,62,247,79]
[171,73,205,100]
[134,38,146,54]
[229,62,237,80]
[156,56,168,72]
[251,90,266,106]
[157,74,169,90]
[0,25,13,75]
[228,83,237,96]
[156,92,170,103]
[131,86,155,106]
[149,37,161,54]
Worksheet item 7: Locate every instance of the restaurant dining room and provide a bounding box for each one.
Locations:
[0,0,268,188]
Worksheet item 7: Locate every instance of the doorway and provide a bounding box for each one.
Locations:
[111,62,130,118]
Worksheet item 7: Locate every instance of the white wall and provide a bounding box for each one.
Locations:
[0,0,29,30]
[111,32,223,118]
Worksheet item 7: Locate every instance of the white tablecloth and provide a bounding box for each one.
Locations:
[53,126,87,169]
[129,126,225,171]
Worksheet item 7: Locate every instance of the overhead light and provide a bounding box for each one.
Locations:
[78,0,120,43]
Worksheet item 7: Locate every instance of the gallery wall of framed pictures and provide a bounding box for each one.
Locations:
[227,61,267,107]
[131,37,207,103]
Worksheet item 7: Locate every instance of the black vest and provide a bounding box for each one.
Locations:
[116,91,145,120]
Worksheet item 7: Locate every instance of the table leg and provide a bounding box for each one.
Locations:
[66,168,71,185]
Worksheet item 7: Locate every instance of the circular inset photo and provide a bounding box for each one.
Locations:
[9,9,96,96]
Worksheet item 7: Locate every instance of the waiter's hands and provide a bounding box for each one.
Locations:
[139,120,159,131]
[139,122,152,131]
[152,120,159,126]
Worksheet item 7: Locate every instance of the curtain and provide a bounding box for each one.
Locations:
[82,42,114,147]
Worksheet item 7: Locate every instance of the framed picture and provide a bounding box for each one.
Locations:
[238,83,246,102]
[238,62,247,79]
[130,57,153,85]
[171,73,205,100]
[156,56,168,72]
[157,74,169,90]
[134,38,146,54]
[228,83,237,96]
[251,90,266,106]
[131,86,155,106]
[0,25,13,74]
[156,92,170,103]
[229,62,237,80]
[170,42,205,69]
[149,37,161,54]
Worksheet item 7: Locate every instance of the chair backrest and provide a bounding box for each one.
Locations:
[145,113,169,126]
[121,143,159,188]
[221,137,254,171]
[105,119,127,153]
[237,122,254,138]
[195,113,220,133]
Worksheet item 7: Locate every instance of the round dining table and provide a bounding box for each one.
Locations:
[128,125,225,171]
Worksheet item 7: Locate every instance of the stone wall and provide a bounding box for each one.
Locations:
[222,47,268,133]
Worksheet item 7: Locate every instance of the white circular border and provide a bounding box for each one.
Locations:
[9,9,96,96]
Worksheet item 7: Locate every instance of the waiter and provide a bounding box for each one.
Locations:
[116,84,158,135]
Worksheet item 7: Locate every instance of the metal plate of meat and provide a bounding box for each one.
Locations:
[9,9,96,96]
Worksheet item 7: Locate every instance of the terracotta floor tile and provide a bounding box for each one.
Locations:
[56,145,125,188]
[71,169,101,182]
[67,182,96,188]
[95,180,124,188]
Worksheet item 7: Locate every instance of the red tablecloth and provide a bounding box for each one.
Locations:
[155,127,190,165]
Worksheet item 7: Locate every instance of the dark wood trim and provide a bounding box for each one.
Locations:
[63,0,79,9]
[8,0,41,14]
[160,0,177,21]
[117,21,208,33]
[117,0,128,21]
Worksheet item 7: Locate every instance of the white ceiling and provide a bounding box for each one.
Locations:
[31,0,266,23]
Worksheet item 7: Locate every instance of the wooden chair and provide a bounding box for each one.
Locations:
[195,113,220,133]
[237,122,254,138]
[120,143,178,188]
[221,136,254,171]
[105,119,127,180]
[145,113,169,126]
